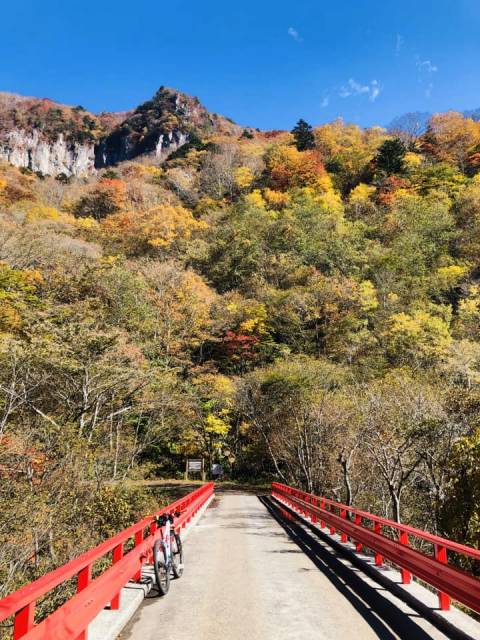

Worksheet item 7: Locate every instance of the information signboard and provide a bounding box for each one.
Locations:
[185,458,205,480]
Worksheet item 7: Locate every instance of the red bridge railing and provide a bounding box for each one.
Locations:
[272,482,480,614]
[0,482,214,640]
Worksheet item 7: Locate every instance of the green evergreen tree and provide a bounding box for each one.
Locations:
[375,138,407,175]
[291,119,315,151]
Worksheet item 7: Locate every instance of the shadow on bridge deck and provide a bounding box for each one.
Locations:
[121,492,458,640]
[260,496,455,640]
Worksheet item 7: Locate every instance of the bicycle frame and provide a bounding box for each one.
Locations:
[161,517,172,565]
[152,511,184,595]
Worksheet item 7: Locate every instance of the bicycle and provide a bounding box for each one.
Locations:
[152,511,184,596]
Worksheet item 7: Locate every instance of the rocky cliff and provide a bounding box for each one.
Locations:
[95,86,242,167]
[0,93,105,176]
[0,88,242,177]
[0,129,95,176]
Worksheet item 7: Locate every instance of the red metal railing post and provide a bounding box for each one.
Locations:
[355,514,363,552]
[13,602,35,640]
[329,504,336,535]
[320,499,326,529]
[399,531,411,584]
[75,563,92,640]
[374,522,383,565]
[149,521,157,562]
[110,544,124,610]
[311,498,317,523]
[77,564,92,591]
[340,509,348,542]
[132,529,144,582]
[435,545,450,610]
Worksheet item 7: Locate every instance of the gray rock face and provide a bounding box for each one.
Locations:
[0,129,95,176]
[0,126,190,177]
[93,86,212,169]
[94,127,190,168]
[0,87,237,176]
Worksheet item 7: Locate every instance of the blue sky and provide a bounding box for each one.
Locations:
[1,0,479,129]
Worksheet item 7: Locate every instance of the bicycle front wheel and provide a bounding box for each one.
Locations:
[171,532,184,579]
[153,539,170,595]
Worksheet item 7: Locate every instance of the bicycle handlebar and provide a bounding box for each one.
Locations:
[154,511,184,526]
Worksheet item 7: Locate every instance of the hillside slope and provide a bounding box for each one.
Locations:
[2,98,480,603]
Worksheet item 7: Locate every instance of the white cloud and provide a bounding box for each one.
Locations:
[339,78,381,102]
[320,96,329,108]
[415,58,437,97]
[339,78,370,98]
[395,34,404,55]
[369,80,380,102]
[288,27,302,42]
[416,59,438,73]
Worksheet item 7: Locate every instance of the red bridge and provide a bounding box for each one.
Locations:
[1,482,479,640]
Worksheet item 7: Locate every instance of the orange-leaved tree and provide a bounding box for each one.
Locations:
[266,145,325,191]
[72,178,127,220]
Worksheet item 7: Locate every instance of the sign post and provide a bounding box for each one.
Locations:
[185,458,204,481]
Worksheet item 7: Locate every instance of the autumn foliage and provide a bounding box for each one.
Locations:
[266,145,325,191]
[101,204,207,255]
[3,103,480,603]
[72,178,127,219]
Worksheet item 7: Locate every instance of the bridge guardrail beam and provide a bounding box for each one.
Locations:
[272,482,480,615]
[0,482,215,640]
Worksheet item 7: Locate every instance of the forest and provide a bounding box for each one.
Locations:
[2,104,480,601]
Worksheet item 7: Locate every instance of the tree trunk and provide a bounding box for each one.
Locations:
[391,489,401,523]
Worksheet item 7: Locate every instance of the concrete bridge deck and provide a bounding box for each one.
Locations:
[121,493,455,640]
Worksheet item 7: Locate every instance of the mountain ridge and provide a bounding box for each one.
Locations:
[0,87,247,176]
[0,85,479,177]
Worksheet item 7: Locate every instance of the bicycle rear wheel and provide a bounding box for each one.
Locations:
[171,532,184,578]
[153,539,170,595]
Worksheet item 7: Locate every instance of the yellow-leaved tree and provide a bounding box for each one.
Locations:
[101,204,207,256]
[234,166,255,191]
[384,308,452,366]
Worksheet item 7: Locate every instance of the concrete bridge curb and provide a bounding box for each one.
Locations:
[88,493,215,640]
